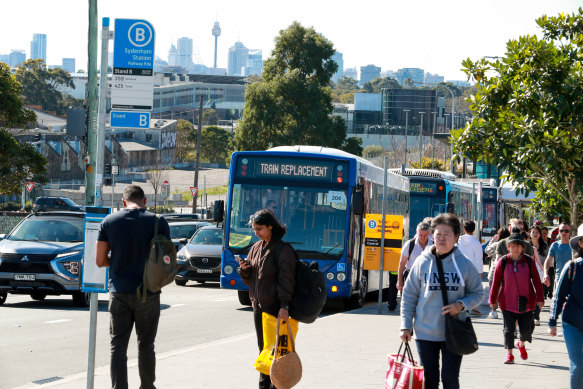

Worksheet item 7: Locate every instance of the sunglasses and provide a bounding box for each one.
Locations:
[560,229,571,233]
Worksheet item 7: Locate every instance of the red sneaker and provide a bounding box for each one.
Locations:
[504,354,514,364]
[516,341,528,360]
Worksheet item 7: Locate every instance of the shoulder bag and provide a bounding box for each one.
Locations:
[270,318,302,389]
[435,256,479,355]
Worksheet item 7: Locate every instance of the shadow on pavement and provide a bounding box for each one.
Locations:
[0,297,110,311]
[525,362,569,371]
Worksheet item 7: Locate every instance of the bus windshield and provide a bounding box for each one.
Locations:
[228,183,348,259]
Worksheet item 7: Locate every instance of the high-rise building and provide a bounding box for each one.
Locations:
[243,50,263,76]
[360,64,381,86]
[331,52,344,84]
[0,54,10,64]
[212,21,221,69]
[10,50,26,67]
[177,37,194,71]
[30,33,47,63]
[425,72,444,85]
[228,41,249,76]
[344,67,357,80]
[62,58,75,73]
[396,68,424,85]
[168,44,178,66]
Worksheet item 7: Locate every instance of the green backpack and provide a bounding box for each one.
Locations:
[137,215,178,302]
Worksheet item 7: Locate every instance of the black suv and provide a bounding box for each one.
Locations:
[0,211,89,306]
[33,197,84,213]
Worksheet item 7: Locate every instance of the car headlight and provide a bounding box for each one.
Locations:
[56,250,82,259]
[336,272,346,282]
[63,261,80,275]
[326,272,334,280]
[224,265,234,275]
[177,254,188,264]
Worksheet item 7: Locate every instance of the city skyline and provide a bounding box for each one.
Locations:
[1,0,580,81]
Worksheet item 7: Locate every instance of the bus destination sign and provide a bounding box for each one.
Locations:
[410,182,438,194]
[236,156,349,183]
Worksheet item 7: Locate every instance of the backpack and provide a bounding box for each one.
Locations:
[407,238,416,259]
[274,242,327,324]
[500,254,533,286]
[137,215,178,302]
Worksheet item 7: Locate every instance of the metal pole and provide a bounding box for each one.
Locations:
[85,0,99,207]
[96,17,110,207]
[431,111,436,168]
[403,110,410,167]
[193,97,203,213]
[203,175,207,218]
[449,89,455,174]
[418,112,425,165]
[378,156,388,313]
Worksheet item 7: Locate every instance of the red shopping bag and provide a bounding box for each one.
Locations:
[385,342,425,389]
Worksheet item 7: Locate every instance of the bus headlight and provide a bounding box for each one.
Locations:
[336,272,346,282]
[224,265,234,275]
[326,272,334,280]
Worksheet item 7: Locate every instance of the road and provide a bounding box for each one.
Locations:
[0,283,348,389]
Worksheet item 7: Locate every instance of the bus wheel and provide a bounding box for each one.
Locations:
[344,274,368,310]
[238,290,252,306]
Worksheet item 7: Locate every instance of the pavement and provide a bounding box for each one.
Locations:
[15,286,570,389]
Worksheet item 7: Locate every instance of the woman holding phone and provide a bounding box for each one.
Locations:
[239,209,297,389]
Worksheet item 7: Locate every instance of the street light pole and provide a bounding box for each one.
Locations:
[403,109,410,168]
[418,111,425,165]
[431,111,437,168]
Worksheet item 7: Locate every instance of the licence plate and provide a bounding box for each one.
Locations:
[14,274,36,281]
[196,269,213,274]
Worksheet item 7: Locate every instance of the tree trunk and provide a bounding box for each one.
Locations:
[571,199,578,228]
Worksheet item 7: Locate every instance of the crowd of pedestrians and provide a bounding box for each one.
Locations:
[396,214,582,389]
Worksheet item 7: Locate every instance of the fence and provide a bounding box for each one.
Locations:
[0,212,28,235]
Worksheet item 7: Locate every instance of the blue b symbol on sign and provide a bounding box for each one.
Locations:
[368,220,377,229]
[128,22,153,47]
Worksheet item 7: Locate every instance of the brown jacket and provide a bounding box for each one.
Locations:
[240,239,296,311]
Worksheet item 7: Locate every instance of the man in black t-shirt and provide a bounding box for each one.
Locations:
[96,185,170,389]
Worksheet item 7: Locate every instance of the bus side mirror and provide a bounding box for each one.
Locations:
[213,200,224,223]
[446,202,455,213]
[353,191,364,215]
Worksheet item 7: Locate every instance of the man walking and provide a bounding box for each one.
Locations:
[543,223,572,296]
[96,185,170,389]
[496,218,535,258]
[391,222,431,311]
[457,220,485,316]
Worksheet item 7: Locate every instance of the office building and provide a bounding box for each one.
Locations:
[331,52,344,84]
[243,49,263,76]
[177,37,194,71]
[344,67,357,80]
[228,41,249,76]
[0,54,10,64]
[168,44,178,66]
[30,33,47,62]
[425,72,444,85]
[359,65,381,86]
[10,50,26,67]
[395,68,424,85]
[62,58,75,73]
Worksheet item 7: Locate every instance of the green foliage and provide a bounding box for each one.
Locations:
[148,206,174,214]
[333,76,359,91]
[176,119,195,162]
[14,59,75,115]
[452,8,583,224]
[200,125,233,163]
[363,145,384,159]
[340,136,363,157]
[0,63,37,128]
[331,76,360,103]
[234,22,345,151]
[202,109,219,125]
[409,157,446,171]
[362,77,400,93]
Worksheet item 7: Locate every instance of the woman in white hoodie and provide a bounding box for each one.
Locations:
[457,220,485,316]
[400,213,484,389]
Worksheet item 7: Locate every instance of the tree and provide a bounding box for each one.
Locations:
[331,76,360,103]
[233,22,344,151]
[200,125,233,163]
[362,77,400,93]
[452,9,583,224]
[0,63,47,195]
[363,145,384,159]
[409,157,446,171]
[202,108,219,125]
[340,136,363,156]
[175,119,195,162]
[14,59,75,115]
[146,159,169,210]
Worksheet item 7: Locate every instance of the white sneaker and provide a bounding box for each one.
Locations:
[488,310,498,319]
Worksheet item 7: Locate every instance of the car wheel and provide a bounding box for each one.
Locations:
[72,291,90,307]
[175,279,187,286]
[0,292,7,305]
[30,292,47,301]
[237,290,252,306]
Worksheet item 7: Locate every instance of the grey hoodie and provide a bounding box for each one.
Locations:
[400,246,484,342]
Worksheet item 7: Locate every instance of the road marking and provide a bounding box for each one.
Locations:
[43,319,72,324]
[170,303,186,308]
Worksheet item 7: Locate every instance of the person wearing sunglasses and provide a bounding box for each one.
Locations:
[544,223,573,297]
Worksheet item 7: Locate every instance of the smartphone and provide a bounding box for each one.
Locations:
[235,255,247,264]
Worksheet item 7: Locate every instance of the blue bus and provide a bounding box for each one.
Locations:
[480,186,499,245]
[221,146,410,309]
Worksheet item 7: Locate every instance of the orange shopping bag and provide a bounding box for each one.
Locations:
[254,312,299,375]
[385,342,425,389]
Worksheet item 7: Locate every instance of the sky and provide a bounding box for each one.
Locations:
[1,0,581,81]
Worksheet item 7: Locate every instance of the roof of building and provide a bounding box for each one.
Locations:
[158,73,247,85]
[118,140,157,152]
[29,108,67,129]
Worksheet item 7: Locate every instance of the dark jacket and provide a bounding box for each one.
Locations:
[549,258,583,330]
[240,239,296,311]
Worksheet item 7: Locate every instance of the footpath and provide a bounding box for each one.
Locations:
[16,294,570,389]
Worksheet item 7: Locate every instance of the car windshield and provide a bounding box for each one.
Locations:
[7,217,84,242]
[228,183,348,258]
[191,229,223,245]
[170,224,199,239]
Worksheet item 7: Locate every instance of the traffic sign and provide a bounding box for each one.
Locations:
[25,182,35,192]
[110,111,150,129]
[190,186,198,198]
[112,165,119,175]
[111,19,155,111]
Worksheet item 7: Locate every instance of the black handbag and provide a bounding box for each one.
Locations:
[435,257,479,355]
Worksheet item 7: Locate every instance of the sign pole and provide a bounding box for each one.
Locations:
[378,156,388,313]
